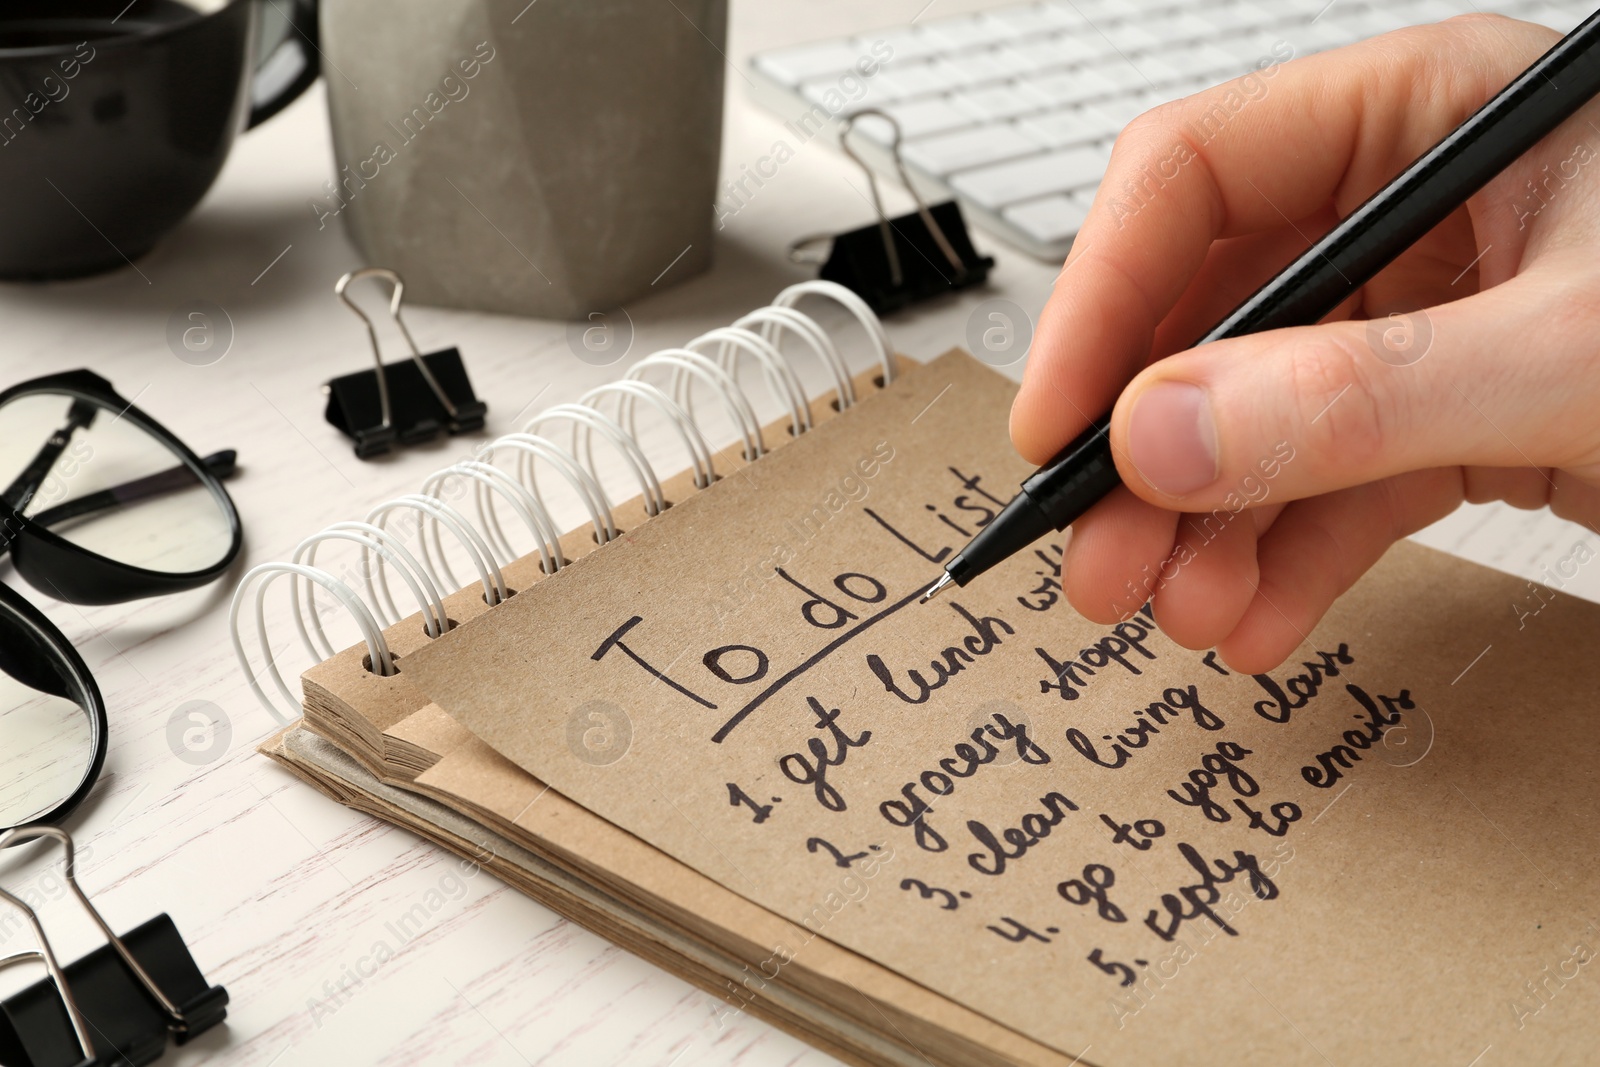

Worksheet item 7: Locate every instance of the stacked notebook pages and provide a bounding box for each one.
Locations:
[237,283,1070,1067]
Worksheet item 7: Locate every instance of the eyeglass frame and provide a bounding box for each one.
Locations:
[0,368,239,832]
[0,369,243,606]
[0,580,109,831]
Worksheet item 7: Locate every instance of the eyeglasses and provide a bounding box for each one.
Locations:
[0,370,241,834]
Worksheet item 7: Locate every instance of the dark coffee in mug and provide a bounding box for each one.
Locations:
[0,0,319,280]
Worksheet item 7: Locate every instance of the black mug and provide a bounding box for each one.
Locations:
[0,0,319,280]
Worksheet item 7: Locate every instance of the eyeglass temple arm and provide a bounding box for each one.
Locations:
[0,400,99,511]
[25,450,238,531]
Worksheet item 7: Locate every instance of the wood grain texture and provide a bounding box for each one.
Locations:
[1,1,1595,1064]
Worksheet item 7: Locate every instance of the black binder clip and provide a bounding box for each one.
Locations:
[323,267,488,459]
[0,827,227,1067]
[791,107,994,316]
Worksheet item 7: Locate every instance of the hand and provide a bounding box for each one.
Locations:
[1010,15,1600,673]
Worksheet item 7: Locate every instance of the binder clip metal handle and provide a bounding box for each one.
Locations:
[0,827,228,1067]
[791,108,995,316]
[840,107,967,289]
[324,267,489,459]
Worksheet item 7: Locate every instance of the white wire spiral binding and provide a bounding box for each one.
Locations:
[628,349,766,461]
[771,280,896,385]
[368,494,510,607]
[688,327,813,435]
[523,404,667,517]
[578,379,717,490]
[421,461,563,576]
[230,281,888,724]
[487,433,617,544]
[735,305,856,410]
[230,563,396,725]
[292,522,451,653]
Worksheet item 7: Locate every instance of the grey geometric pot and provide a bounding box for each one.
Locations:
[317,0,725,318]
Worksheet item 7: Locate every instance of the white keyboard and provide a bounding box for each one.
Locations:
[749,0,1594,260]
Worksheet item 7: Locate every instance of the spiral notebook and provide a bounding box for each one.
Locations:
[246,284,1600,1067]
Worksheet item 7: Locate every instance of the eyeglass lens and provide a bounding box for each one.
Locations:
[0,616,94,829]
[0,391,233,575]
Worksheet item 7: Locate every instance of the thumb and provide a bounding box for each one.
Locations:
[1107,284,1593,511]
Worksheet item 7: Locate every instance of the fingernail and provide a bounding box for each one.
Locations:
[1127,381,1218,496]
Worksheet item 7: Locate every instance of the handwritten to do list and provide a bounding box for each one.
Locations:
[405,352,1600,1066]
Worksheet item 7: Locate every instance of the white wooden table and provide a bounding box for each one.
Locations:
[2,2,1594,1064]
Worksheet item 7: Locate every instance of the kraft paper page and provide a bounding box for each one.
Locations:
[402,350,1600,1066]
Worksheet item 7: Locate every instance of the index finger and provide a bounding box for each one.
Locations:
[1009,14,1556,464]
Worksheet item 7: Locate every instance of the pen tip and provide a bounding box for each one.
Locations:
[919,572,954,604]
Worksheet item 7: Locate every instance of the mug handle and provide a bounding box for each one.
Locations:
[246,0,321,129]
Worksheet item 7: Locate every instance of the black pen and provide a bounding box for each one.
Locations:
[922,11,1600,604]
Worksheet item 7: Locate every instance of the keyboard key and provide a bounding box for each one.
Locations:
[754,41,865,86]
[1380,0,1444,15]
[1053,0,1142,25]
[920,12,1024,51]
[1008,32,1113,71]
[853,26,946,64]
[1129,87,1172,118]
[1093,96,1139,128]
[1164,76,1222,102]
[1141,12,1233,46]
[1018,104,1124,147]
[951,145,1109,208]
[1271,0,1332,19]
[1088,58,1156,93]
[1128,53,1194,88]
[1120,0,1192,14]
[902,124,1043,176]
[874,60,950,100]
[1039,0,1099,23]
[1162,42,1247,79]
[950,83,1052,122]
[1104,23,1166,54]
[799,69,896,109]
[1095,88,1164,127]
[1190,3,1280,34]
[853,97,976,142]
[1003,194,1089,244]
[1213,31,1294,72]
[1295,21,1364,53]
[1030,66,1124,105]
[985,4,1088,35]
[931,49,1016,88]
[1405,0,1472,18]
[989,42,1050,75]
[1332,8,1421,35]
[1241,0,1293,18]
